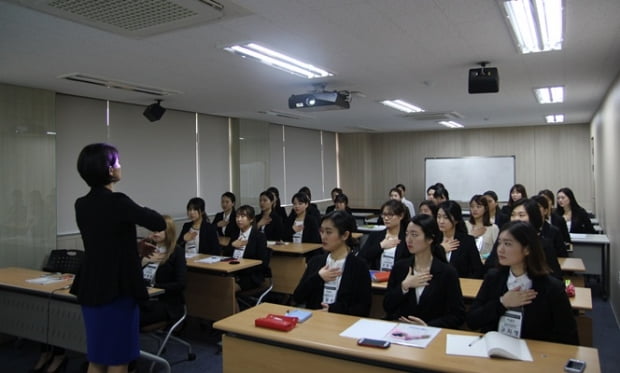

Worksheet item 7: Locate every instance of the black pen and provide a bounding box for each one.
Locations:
[468,335,483,347]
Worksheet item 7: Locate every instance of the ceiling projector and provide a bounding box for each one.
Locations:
[288,91,350,111]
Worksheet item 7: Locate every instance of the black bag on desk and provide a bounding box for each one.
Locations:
[43,249,84,275]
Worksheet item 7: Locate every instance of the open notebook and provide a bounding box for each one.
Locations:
[446,332,533,361]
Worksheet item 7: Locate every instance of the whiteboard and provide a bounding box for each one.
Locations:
[425,156,515,202]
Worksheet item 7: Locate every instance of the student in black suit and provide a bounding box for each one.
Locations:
[212,192,240,247]
[177,197,220,255]
[222,205,270,292]
[256,190,284,241]
[359,200,410,271]
[500,184,527,216]
[139,215,187,326]
[324,187,343,214]
[483,190,509,228]
[538,189,572,247]
[285,192,321,244]
[383,214,465,328]
[297,186,321,219]
[70,143,166,373]
[437,201,483,279]
[556,187,595,234]
[533,195,568,258]
[467,221,579,345]
[293,211,371,316]
[267,186,288,223]
[484,198,563,280]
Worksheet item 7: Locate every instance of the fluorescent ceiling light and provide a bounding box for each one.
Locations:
[545,114,564,123]
[535,86,564,103]
[438,120,464,129]
[224,43,333,79]
[381,99,424,113]
[501,0,563,54]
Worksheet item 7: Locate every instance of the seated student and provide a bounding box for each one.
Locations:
[538,189,571,247]
[484,198,563,280]
[376,187,406,225]
[532,195,568,258]
[139,215,187,326]
[324,187,343,214]
[333,193,353,215]
[256,190,284,241]
[437,201,483,278]
[467,221,579,345]
[222,205,270,292]
[359,200,410,271]
[285,192,321,244]
[296,186,321,219]
[267,186,288,224]
[212,192,240,247]
[383,214,465,328]
[465,194,499,260]
[500,184,527,216]
[556,187,595,234]
[177,197,220,255]
[418,200,438,218]
[483,190,509,229]
[293,211,371,316]
[395,183,416,217]
[431,185,449,206]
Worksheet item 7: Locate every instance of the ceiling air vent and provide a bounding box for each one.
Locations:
[404,111,463,121]
[8,0,251,38]
[58,73,182,96]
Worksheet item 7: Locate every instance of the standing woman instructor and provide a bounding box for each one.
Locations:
[71,143,166,373]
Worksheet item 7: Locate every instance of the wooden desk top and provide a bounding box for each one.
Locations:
[559,257,586,272]
[569,233,610,244]
[214,303,600,373]
[372,277,592,311]
[267,242,322,254]
[0,266,164,297]
[351,232,363,239]
[186,255,262,273]
[357,224,386,232]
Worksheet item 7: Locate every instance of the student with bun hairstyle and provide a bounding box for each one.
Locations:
[177,197,220,255]
[266,186,288,224]
[556,187,595,234]
[437,201,482,278]
[383,214,465,328]
[256,190,284,241]
[467,221,578,345]
[212,192,240,247]
[285,192,321,244]
[325,187,343,214]
[293,211,371,316]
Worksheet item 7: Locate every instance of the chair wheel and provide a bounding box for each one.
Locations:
[188,353,196,361]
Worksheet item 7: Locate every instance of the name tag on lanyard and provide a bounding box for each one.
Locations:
[498,309,523,338]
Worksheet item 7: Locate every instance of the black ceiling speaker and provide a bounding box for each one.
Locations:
[468,62,499,94]
[143,100,166,122]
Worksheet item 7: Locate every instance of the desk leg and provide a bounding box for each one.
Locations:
[186,272,236,321]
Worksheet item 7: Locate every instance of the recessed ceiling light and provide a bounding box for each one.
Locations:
[223,43,333,79]
[438,120,464,129]
[501,0,564,54]
[545,114,564,123]
[534,86,564,103]
[381,99,424,113]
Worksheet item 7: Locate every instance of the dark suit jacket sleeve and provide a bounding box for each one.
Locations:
[199,222,221,255]
[328,255,371,317]
[293,254,327,308]
[466,269,508,332]
[154,245,187,295]
[463,233,483,278]
[383,258,411,318]
[269,212,284,241]
[302,214,322,243]
[545,278,580,345]
[571,208,595,234]
[427,264,466,328]
[550,224,568,257]
[358,231,383,269]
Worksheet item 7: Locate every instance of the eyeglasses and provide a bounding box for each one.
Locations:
[381,213,395,219]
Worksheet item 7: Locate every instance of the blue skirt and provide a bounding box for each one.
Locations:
[82,297,140,365]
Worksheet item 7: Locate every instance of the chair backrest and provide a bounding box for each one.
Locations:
[43,249,84,274]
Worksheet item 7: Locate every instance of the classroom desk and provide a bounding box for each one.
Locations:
[185,255,262,321]
[0,267,170,372]
[213,302,600,373]
[357,224,386,233]
[570,233,610,300]
[559,257,586,272]
[267,243,322,294]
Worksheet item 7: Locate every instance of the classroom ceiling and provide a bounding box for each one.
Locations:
[1,0,619,133]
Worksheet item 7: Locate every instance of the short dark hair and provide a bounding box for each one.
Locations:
[321,210,357,247]
[222,191,236,204]
[434,185,450,201]
[410,214,447,263]
[418,200,438,218]
[236,205,256,220]
[77,143,119,187]
[511,198,543,231]
[187,197,206,216]
[437,200,466,234]
[532,195,549,210]
[538,189,555,205]
[298,186,312,200]
[292,192,310,204]
[483,190,499,202]
[389,187,402,198]
[334,193,349,206]
[499,221,550,277]
[395,183,406,192]
[331,187,343,195]
[381,199,411,232]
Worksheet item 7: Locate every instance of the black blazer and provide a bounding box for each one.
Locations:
[541,221,568,258]
[550,212,572,246]
[213,210,240,240]
[71,186,166,306]
[383,257,465,328]
[177,220,221,255]
[144,244,187,320]
[445,231,483,279]
[275,205,288,224]
[256,210,284,241]
[466,267,579,345]
[222,228,270,291]
[285,213,321,243]
[568,207,595,234]
[358,229,410,270]
[293,252,371,317]
[493,207,510,230]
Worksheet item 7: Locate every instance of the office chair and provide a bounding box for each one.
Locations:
[141,305,195,373]
[42,249,84,275]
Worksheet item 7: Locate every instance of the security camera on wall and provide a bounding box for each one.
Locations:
[468,62,499,94]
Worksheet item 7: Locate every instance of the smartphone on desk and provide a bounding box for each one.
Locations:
[357,338,390,349]
[564,359,586,373]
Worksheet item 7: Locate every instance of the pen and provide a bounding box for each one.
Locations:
[468,335,483,347]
